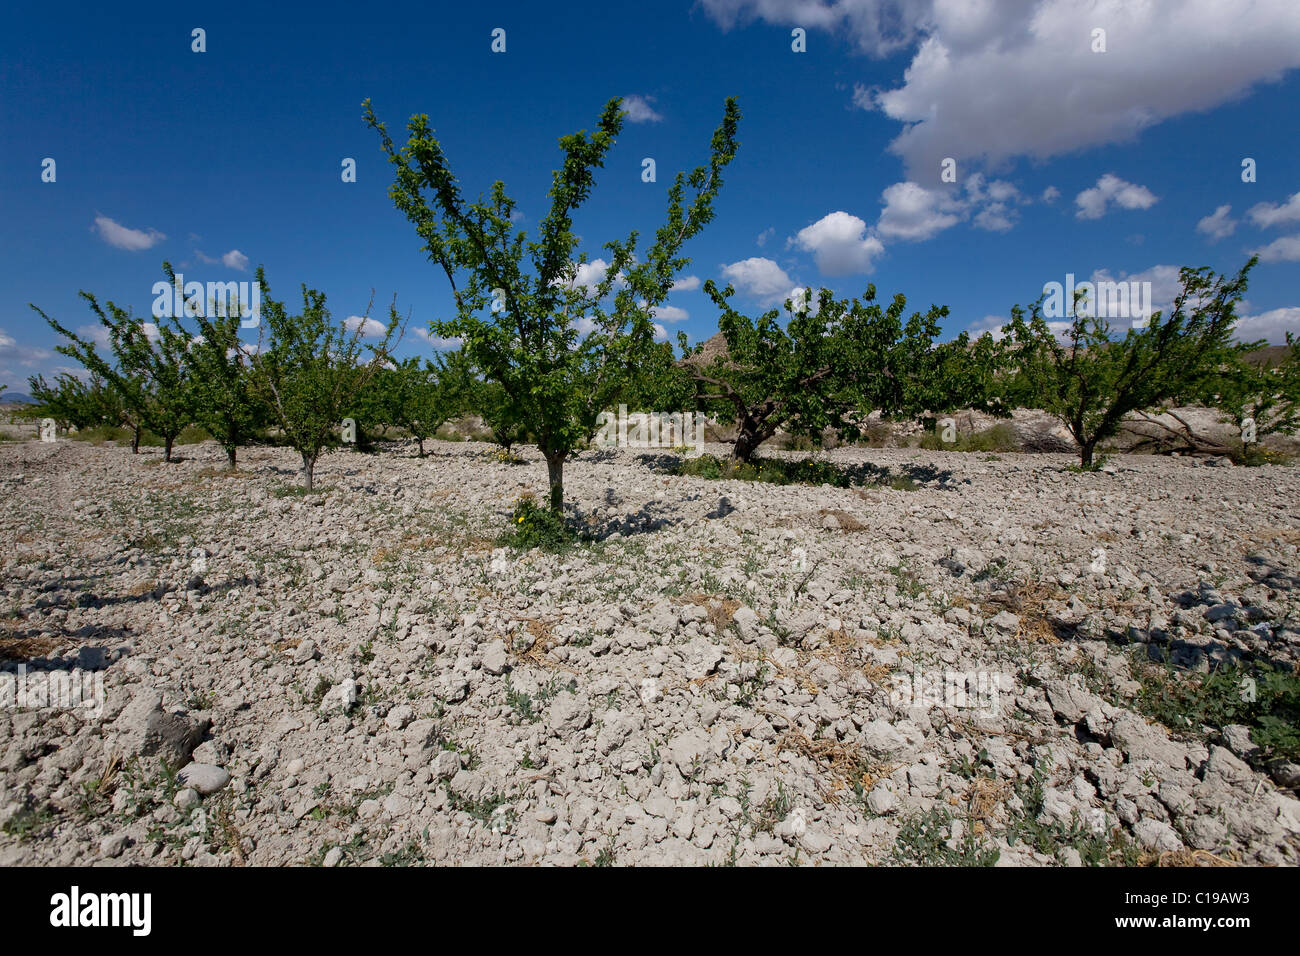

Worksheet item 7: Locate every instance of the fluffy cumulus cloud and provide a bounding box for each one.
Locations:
[718,257,796,303]
[792,211,885,275]
[671,275,701,292]
[651,304,690,323]
[1247,192,1300,229]
[93,215,165,251]
[707,1,1300,177]
[622,94,664,123]
[196,248,251,271]
[1196,205,1237,242]
[875,182,963,241]
[345,315,388,339]
[1234,307,1300,345]
[413,329,462,349]
[1251,235,1300,263]
[0,328,51,368]
[1074,175,1158,220]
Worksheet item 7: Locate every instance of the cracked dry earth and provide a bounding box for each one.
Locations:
[1,438,1299,867]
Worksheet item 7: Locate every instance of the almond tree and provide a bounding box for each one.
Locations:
[26,371,124,431]
[162,262,267,469]
[1002,259,1256,467]
[383,350,475,456]
[365,96,741,514]
[246,270,397,490]
[680,283,989,463]
[34,294,195,461]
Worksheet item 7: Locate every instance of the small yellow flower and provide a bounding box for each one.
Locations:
[517,516,525,523]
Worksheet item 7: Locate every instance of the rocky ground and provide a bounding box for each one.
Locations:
[1,436,1298,867]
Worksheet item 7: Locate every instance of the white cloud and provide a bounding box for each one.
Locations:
[569,258,628,292]
[413,329,462,349]
[700,0,931,56]
[756,227,775,247]
[0,329,51,367]
[93,215,165,251]
[1252,234,1300,263]
[1041,186,1060,203]
[622,94,664,123]
[652,304,690,323]
[345,315,388,338]
[76,324,111,348]
[719,257,796,303]
[652,322,669,341]
[876,182,962,241]
[671,275,701,292]
[222,250,250,271]
[792,211,885,275]
[1075,175,1158,220]
[1088,264,1183,318]
[726,0,1300,177]
[1196,204,1237,242]
[1234,306,1300,344]
[1247,192,1300,229]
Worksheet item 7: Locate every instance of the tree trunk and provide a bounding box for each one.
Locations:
[164,435,175,462]
[545,450,565,514]
[226,446,237,469]
[1079,440,1096,468]
[417,437,425,457]
[731,419,767,464]
[131,424,141,454]
[301,451,316,491]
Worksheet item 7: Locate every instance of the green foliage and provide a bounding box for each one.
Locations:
[891,805,1000,866]
[499,495,578,552]
[1001,259,1256,466]
[681,282,994,463]
[1132,656,1300,761]
[675,452,852,487]
[917,422,1020,452]
[34,287,197,460]
[163,261,267,468]
[366,94,741,512]
[246,272,397,489]
[25,371,125,431]
[380,350,476,455]
[1198,332,1300,448]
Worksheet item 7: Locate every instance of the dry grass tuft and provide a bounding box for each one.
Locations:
[681,593,741,636]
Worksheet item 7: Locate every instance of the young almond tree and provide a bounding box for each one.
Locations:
[1196,333,1300,449]
[246,269,397,490]
[383,350,475,456]
[26,371,124,431]
[162,262,267,469]
[1002,258,1256,467]
[365,96,740,514]
[34,293,195,461]
[681,283,990,463]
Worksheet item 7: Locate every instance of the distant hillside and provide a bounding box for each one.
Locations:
[0,393,34,405]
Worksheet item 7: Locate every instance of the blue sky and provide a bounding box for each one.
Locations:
[3,0,1300,391]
